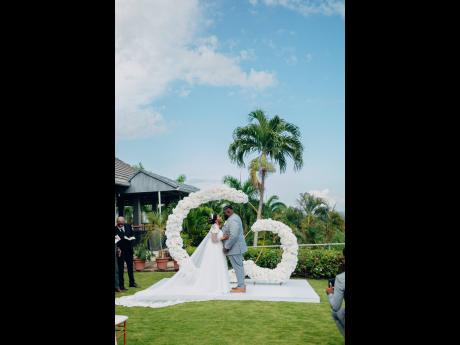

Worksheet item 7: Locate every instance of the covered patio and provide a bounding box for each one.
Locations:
[115,158,198,226]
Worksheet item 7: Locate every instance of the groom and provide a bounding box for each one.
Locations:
[221,205,247,293]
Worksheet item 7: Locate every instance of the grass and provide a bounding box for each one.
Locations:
[115,272,344,345]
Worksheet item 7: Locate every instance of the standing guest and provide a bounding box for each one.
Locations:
[115,217,139,290]
[326,247,345,336]
[115,231,121,293]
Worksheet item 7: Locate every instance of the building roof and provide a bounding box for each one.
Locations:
[115,157,199,193]
[115,158,138,186]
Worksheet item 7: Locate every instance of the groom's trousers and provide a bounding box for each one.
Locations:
[228,254,245,288]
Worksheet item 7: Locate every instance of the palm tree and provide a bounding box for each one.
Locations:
[132,162,145,171]
[222,175,258,235]
[297,192,329,228]
[322,206,345,243]
[176,174,186,183]
[263,195,286,219]
[228,110,304,245]
[145,209,168,251]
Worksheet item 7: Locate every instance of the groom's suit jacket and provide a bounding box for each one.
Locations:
[222,213,247,256]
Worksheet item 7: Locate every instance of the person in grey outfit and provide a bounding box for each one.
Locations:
[221,205,248,292]
[326,247,345,336]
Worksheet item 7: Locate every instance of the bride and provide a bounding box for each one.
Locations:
[115,214,230,308]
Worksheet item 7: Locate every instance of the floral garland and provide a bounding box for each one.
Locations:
[165,186,298,284]
[165,186,248,266]
[229,219,299,284]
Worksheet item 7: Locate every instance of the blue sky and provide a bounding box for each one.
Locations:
[115,0,344,211]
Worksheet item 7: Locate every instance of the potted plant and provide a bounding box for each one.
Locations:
[173,259,179,271]
[155,249,170,270]
[133,243,152,272]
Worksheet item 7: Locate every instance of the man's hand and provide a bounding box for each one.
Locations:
[221,234,229,241]
[117,248,122,257]
[325,287,334,295]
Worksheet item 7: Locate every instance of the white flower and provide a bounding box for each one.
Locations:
[165,188,296,283]
[246,219,299,283]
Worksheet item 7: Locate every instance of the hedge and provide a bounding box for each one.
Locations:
[185,246,344,279]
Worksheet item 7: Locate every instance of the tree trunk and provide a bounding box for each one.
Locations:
[254,170,266,246]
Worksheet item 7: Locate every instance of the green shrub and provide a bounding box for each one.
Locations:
[245,247,344,279]
[186,246,196,255]
[183,246,344,279]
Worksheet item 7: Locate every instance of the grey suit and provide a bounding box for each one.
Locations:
[328,272,345,336]
[222,213,247,288]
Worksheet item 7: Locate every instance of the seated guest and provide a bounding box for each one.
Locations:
[325,247,345,336]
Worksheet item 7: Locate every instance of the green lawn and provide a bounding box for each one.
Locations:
[116,272,344,345]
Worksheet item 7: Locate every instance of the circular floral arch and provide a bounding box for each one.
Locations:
[165,186,298,283]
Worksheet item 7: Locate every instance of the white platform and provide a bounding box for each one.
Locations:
[116,278,320,308]
[222,279,320,303]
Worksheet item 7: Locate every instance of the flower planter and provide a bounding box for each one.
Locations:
[173,260,179,271]
[133,258,146,272]
[156,258,169,271]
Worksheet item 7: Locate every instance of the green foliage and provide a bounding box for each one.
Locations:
[176,174,186,183]
[131,162,145,171]
[228,110,304,173]
[244,248,344,279]
[185,246,196,255]
[228,110,305,246]
[182,206,213,246]
[133,243,153,261]
[244,247,282,268]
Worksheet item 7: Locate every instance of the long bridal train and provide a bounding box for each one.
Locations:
[115,227,231,308]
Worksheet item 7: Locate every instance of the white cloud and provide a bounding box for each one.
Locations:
[238,49,256,61]
[250,0,345,18]
[285,54,298,65]
[116,0,276,140]
[308,188,344,208]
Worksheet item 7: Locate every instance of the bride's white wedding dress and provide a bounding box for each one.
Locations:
[115,223,230,308]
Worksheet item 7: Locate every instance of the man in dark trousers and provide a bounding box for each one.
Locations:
[115,216,139,290]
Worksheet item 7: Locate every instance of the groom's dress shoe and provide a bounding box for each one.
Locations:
[230,287,246,293]
[115,288,122,292]
[129,283,139,288]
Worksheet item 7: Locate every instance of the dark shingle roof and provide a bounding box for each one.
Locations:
[115,158,138,186]
[115,157,199,193]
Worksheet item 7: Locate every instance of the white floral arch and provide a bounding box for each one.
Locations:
[165,186,298,284]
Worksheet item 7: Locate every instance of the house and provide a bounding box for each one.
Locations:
[115,158,198,225]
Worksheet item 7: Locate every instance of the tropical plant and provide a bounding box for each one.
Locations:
[222,175,258,238]
[322,207,345,243]
[176,174,186,183]
[132,162,145,171]
[297,192,329,227]
[133,243,153,261]
[228,110,304,245]
[263,195,286,219]
[123,206,134,224]
[144,210,168,250]
[182,206,213,247]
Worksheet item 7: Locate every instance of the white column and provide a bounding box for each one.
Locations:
[158,191,162,215]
